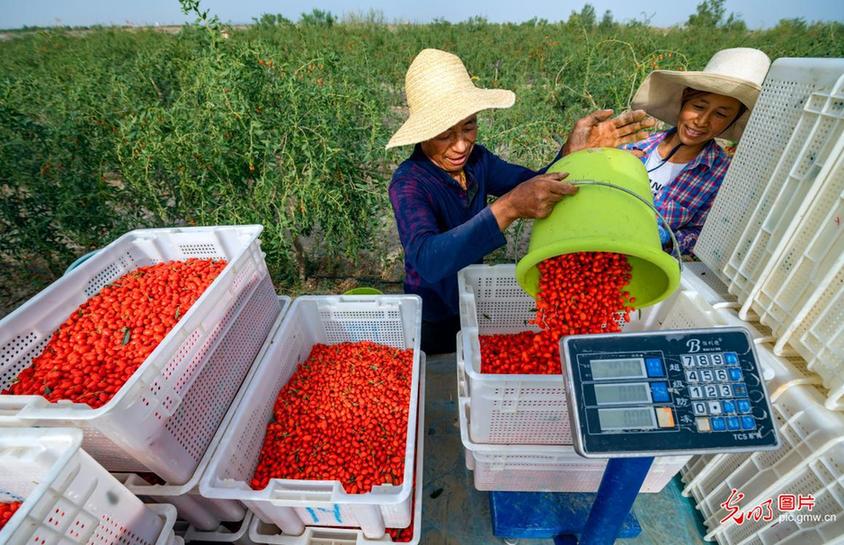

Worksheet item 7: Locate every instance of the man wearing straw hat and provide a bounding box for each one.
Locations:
[387,48,655,354]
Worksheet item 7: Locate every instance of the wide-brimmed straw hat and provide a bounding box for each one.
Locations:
[386,49,515,149]
[631,48,771,141]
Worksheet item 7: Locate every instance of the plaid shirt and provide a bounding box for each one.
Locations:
[621,130,731,254]
[389,144,559,321]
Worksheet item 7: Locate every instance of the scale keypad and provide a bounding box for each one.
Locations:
[683,352,755,432]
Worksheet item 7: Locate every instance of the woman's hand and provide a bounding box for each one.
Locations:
[491,171,578,230]
[562,109,656,155]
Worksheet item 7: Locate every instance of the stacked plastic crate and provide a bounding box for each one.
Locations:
[455,263,691,494]
[199,295,424,544]
[0,225,285,542]
[0,224,426,544]
[683,57,844,545]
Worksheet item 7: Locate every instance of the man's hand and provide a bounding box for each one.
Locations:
[562,109,655,155]
[490,172,578,230]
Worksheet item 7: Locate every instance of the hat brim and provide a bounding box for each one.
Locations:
[631,71,762,141]
[386,88,515,149]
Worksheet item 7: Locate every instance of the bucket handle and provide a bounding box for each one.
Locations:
[569,180,684,272]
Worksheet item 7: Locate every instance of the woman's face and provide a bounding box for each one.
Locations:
[420,114,478,172]
[676,93,742,146]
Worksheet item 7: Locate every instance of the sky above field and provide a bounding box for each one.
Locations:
[0,0,841,30]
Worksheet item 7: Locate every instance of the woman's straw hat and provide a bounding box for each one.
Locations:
[631,48,771,140]
[386,49,515,149]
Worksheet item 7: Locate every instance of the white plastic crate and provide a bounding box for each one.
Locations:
[200,295,422,540]
[146,504,184,545]
[681,385,844,545]
[457,396,688,494]
[115,296,291,531]
[0,226,281,484]
[680,262,737,307]
[0,427,167,545]
[725,74,844,305]
[183,512,256,544]
[456,264,746,445]
[747,139,844,409]
[696,58,844,283]
[246,361,425,545]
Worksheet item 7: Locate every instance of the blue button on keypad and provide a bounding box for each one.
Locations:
[651,382,670,403]
[646,357,665,377]
[724,352,739,365]
[711,417,726,431]
[741,416,756,430]
[722,401,736,414]
[729,368,743,381]
[737,399,752,414]
[727,416,741,431]
[732,384,748,397]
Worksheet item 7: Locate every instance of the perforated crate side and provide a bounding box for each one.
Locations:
[695,58,844,283]
[689,386,844,533]
[725,80,844,304]
[0,428,166,545]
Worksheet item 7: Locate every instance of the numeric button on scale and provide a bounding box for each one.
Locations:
[692,401,708,416]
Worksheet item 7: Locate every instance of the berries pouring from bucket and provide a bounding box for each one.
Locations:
[480,252,634,374]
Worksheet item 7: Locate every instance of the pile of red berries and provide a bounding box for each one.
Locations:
[3,259,227,408]
[0,501,21,529]
[250,341,414,495]
[480,252,634,375]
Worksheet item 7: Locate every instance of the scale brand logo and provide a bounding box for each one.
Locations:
[719,488,835,526]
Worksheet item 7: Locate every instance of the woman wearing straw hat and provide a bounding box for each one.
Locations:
[622,47,771,255]
[387,48,654,354]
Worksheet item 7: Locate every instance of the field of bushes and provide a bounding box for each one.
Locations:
[1,0,842,314]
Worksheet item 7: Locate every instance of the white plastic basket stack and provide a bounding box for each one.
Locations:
[0,226,281,484]
[456,382,687,494]
[0,427,177,545]
[247,363,426,545]
[200,295,422,540]
[696,58,844,282]
[114,297,291,532]
[458,263,704,445]
[682,385,844,545]
[723,74,844,304]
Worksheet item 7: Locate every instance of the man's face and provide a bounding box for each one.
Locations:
[420,114,478,173]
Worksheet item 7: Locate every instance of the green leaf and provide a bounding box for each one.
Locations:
[43,385,53,395]
[122,327,132,345]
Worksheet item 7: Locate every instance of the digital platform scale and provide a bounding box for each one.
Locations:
[563,326,780,458]
[492,327,780,545]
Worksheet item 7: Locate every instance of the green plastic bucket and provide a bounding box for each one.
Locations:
[515,147,680,308]
[343,287,383,295]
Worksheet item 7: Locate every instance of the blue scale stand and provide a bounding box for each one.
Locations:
[490,327,780,545]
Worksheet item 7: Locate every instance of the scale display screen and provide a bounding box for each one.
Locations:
[597,407,657,430]
[590,358,645,380]
[562,327,780,457]
[594,383,651,405]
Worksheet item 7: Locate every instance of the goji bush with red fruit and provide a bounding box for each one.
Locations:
[480,252,634,375]
[250,341,413,495]
[0,501,21,529]
[3,259,226,408]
